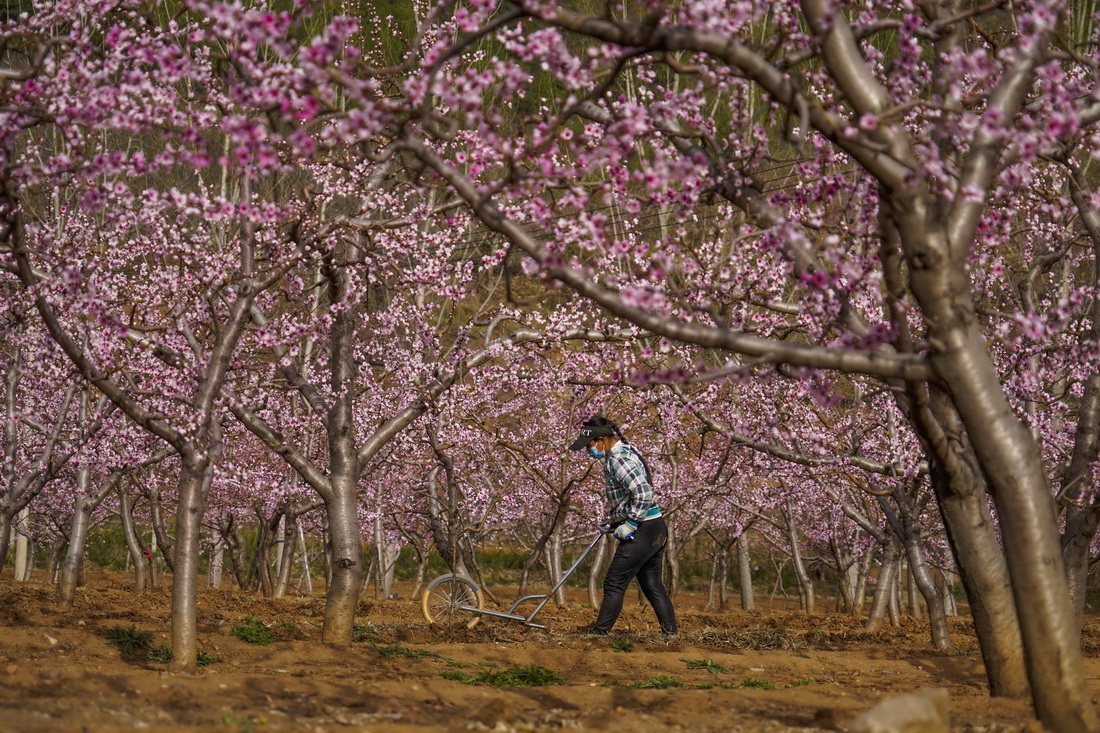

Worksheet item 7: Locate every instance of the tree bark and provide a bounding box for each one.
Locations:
[168,453,213,672]
[321,479,362,644]
[0,510,13,578]
[587,533,610,607]
[1059,170,1100,629]
[273,512,298,599]
[784,501,815,614]
[865,538,901,634]
[879,491,953,652]
[895,193,1094,726]
[118,490,148,593]
[736,531,755,611]
[57,496,95,607]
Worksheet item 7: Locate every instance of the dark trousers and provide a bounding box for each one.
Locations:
[593,516,677,634]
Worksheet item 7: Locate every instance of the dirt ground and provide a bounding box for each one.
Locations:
[0,571,1092,732]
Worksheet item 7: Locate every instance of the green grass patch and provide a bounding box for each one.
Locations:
[738,677,775,689]
[609,638,634,653]
[103,625,153,656]
[631,674,683,689]
[229,615,275,646]
[439,664,563,687]
[681,658,728,675]
[786,678,818,687]
[352,623,376,643]
[374,643,441,660]
[109,634,216,668]
[147,644,173,663]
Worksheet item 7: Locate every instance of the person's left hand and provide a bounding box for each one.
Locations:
[614,523,636,541]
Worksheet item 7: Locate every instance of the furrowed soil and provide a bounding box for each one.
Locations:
[1,571,1093,732]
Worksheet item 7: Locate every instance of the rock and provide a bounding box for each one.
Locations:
[850,688,949,733]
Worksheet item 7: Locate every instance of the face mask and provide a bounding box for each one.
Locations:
[588,445,606,459]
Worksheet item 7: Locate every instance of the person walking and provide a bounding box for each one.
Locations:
[569,415,678,636]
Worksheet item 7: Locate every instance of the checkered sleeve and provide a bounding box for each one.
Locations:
[605,448,656,527]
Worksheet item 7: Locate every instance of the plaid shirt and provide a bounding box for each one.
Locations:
[603,442,662,528]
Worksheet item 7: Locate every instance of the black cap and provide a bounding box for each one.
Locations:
[568,420,615,451]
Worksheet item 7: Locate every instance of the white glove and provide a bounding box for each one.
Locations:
[614,522,636,541]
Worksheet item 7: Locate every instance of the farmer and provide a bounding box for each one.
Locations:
[569,415,678,636]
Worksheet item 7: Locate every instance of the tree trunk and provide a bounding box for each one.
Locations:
[409,532,432,598]
[903,535,951,651]
[906,565,920,617]
[146,484,175,573]
[221,517,249,590]
[0,510,13,576]
[273,514,285,580]
[785,502,815,614]
[865,539,901,633]
[46,538,64,583]
[57,496,95,607]
[888,567,902,628]
[830,536,858,614]
[923,452,1028,696]
[587,533,610,607]
[272,512,298,599]
[547,531,566,606]
[1062,503,1100,627]
[664,521,681,596]
[942,570,958,617]
[1059,180,1100,630]
[852,547,874,617]
[884,491,954,652]
[894,195,1096,727]
[254,506,284,598]
[118,491,149,593]
[321,479,362,645]
[13,517,29,581]
[371,517,400,600]
[168,454,212,672]
[297,524,314,594]
[736,532,755,611]
[208,535,225,589]
[706,539,728,611]
[21,537,36,581]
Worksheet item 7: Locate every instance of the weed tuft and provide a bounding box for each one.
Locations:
[735,626,803,651]
[374,643,441,660]
[738,677,775,689]
[352,624,376,643]
[631,674,682,689]
[146,644,172,663]
[681,657,728,675]
[609,638,634,653]
[439,664,563,687]
[103,625,153,656]
[229,615,275,646]
[786,678,818,687]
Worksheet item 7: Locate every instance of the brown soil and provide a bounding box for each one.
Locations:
[0,571,1088,732]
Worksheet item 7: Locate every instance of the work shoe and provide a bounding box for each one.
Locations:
[577,624,609,638]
